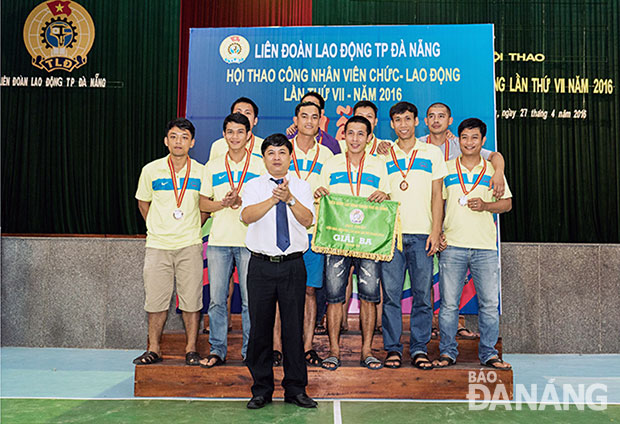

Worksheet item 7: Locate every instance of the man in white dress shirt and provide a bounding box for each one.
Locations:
[241,134,318,410]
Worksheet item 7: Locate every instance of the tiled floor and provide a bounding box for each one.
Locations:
[1,348,619,402]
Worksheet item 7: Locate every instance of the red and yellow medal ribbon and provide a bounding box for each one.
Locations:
[291,137,321,181]
[368,135,378,155]
[426,135,450,161]
[168,155,191,208]
[456,157,487,196]
[389,145,418,182]
[247,133,255,154]
[224,149,251,193]
[346,152,366,196]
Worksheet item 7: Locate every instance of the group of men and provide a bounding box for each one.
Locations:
[134,92,513,409]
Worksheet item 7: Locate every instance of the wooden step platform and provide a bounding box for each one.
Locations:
[135,314,511,399]
[135,358,513,399]
[154,313,496,363]
[199,313,464,333]
[157,331,502,363]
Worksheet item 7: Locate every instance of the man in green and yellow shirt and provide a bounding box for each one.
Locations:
[434,118,512,371]
[134,118,207,366]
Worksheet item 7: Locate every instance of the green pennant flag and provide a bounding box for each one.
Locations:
[311,193,400,261]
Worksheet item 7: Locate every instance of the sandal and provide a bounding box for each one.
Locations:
[200,353,225,368]
[360,355,383,370]
[321,356,341,371]
[456,327,478,340]
[384,351,402,369]
[133,351,163,365]
[314,324,327,335]
[315,316,327,335]
[305,349,322,367]
[481,357,512,371]
[272,350,282,367]
[433,355,456,368]
[374,325,382,335]
[185,351,202,366]
[412,353,434,370]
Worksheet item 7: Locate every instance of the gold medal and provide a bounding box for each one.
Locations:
[390,146,418,192]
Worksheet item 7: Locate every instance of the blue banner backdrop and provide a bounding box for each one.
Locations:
[186,24,499,315]
[186,24,496,162]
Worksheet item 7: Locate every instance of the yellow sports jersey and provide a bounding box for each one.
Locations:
[320,153,390,198]
[201,152,264,246]
[209,134,264,160]
[338,134,392,157]
[442,158,512,250]
[135,156,204,250]
[383,139,448,235]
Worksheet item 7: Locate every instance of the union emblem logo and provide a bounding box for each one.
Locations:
[23,1,95,72]
[349,208,365,225]
[219,35,250,64]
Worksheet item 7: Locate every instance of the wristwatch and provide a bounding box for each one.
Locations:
[286,197,296,207]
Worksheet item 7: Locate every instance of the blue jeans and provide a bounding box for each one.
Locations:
[325,255,381,303]
[207,246,250,359]
[381,234,433,357]
[438,246,499,363]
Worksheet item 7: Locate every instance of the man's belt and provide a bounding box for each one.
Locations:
[250,251,303,263]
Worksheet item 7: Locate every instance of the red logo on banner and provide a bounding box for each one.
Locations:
[47,0,72,16]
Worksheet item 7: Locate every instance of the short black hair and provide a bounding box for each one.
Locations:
[301,91,325,110]
[353,100,378,117]
[344,115,372,136]
[261,133,293,155]
[223,112,251,133]
[389,102,418,119]
[166,118,195,138]
[458,118,487,137]
[230,97,259,117]
[426,102,452,117]
[295,101,321,117]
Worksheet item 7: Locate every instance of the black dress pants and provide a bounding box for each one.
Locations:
[246,255,307,398]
